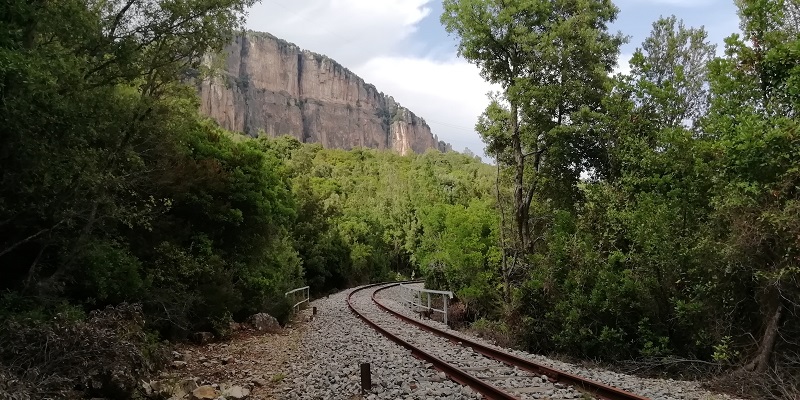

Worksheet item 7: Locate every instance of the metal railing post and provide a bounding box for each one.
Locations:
[443,295,448,326]
[397,283,453,325]
[285,286,310,313]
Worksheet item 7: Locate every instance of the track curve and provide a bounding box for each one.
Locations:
[348,282,516,399]
[348,282,651,400]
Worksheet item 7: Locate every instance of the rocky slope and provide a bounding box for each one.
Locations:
[198,32,451,155]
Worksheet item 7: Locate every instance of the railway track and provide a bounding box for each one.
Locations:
[347,282,650,400]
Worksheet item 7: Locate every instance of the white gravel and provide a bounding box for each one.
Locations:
[278,285,482,399]
[356,285,583,399]
[376,283,745,400]
[276,283,744,400]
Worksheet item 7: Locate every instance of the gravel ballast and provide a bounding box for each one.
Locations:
[356,285,581,399]
[278,285,481,399]
[276,283,745,400]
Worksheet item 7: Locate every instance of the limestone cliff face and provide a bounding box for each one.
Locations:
[198,32,451,155]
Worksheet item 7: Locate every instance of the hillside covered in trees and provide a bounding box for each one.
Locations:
[1,0,798,398]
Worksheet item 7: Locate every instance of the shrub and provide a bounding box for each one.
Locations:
[0,303,167,399]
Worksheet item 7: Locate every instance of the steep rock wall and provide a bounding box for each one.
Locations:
[198,32,451,155]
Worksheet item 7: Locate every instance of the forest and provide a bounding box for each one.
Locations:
[0,0,798,398]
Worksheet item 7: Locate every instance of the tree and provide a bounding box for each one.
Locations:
[594,16,716,184]
[442,0,623,251]
[442,0,624,307]
[0,0,256,282]
[628,16,717,129]
[0,0,301,335]
[705,0,800,374]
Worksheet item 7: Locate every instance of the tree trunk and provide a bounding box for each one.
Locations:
[37,201,99,295]
[24,246,45,292]
[495,155,512,309]
[742,283,783,374]
[510,102,529,250]
[22,0,47,50]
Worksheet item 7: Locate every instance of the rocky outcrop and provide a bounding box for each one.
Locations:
[198,32,451,155]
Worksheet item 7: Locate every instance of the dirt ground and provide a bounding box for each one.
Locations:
[158,309,312,399]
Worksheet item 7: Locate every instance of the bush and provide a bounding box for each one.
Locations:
[263,295,294,325]
[0,303,166,399]
[468,318,516,349]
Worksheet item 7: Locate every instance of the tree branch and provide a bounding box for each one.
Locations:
[0,223,60,259]
[108,0,138,39]
[522,147,546,159]
[24,245,46,291]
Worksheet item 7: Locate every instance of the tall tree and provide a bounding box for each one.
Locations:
[0,0,256,275]
[441,0,624,305]
[442,0,623,251]
[628,16,717,129]
[706,0,800,374]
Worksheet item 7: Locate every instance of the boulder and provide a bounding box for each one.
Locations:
[179,379,199,396]
[142,378,198,399]
[246,313,280,333]
[191,385,217,400]
[221,385,250,399]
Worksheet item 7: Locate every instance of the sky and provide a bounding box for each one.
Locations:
[246,0,741,161]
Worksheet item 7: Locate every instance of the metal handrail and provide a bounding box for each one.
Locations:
[398,283,454,325]
[284,286,309,296]
[285,285,310,311]
[399,284,454,297]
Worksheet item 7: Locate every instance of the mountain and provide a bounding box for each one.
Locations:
[198,31,452,155]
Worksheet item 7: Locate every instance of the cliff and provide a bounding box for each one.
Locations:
[198,32,451,155]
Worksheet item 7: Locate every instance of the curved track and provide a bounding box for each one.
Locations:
[347,282,650,400]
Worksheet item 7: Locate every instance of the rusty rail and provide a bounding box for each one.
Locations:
[347,282,520,400]
[372,282,650,400]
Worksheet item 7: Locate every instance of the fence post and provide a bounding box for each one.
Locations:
[360,363,371,393]
[443,294,448,326]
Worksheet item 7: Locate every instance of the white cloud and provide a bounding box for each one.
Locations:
[246,0,432,66]
[357,56,500,157]
[614,53,634,75]
[619,0,718,7]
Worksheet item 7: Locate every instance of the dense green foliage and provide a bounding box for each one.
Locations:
[443,0,799,395]
[263,138,499,308]
[0,0,310,336]
[0,0,498,338]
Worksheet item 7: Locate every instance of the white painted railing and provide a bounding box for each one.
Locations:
[398,283,454,325]
[285,286,310,312]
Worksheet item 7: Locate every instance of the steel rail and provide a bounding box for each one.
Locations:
[347,282,521,400]
[372,283,650,400]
